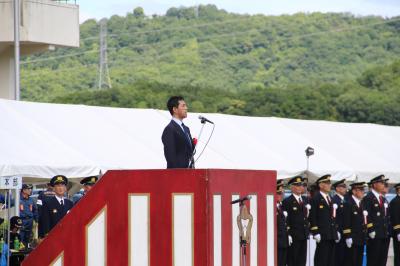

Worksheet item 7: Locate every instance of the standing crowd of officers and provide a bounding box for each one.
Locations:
[0,175,98,265]
[277,174,400,266]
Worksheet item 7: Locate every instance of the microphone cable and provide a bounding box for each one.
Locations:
[195,122,215,164]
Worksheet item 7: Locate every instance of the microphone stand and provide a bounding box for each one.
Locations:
[240,200,247,266]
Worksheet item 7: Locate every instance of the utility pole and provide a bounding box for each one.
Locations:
[98,18,112,89]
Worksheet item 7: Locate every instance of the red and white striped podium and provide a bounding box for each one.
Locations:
[23,169,277,266]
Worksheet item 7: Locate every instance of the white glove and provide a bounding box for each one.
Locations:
[345,238,353,248]
[397,234,400,242]
[369,231,376,239]
[288,235,293,246]
[335,232,341,243]
[313,234,321,243]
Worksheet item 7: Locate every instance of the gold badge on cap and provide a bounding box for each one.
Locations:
[91,177,96,183]
[57,176,63,182]
[296,178,301,182]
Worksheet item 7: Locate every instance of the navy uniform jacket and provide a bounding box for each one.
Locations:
[162,120,194,169]
[362,191,390,239]
[39,196,73,238]
[343,196,367,246]
[282,194,309,240]
[390,195,400,237]
[19,196,38,228]
[37,190,55,237]
[277,202,289,248]
[332,194,345,233]
[310,192,338,240]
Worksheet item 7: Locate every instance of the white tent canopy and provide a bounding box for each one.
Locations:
[1,98,400,183]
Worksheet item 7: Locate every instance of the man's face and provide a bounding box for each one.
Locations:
[22,188,32,196]
[319,181,332,193]
[301,183,307,194]
[276,192,283,202]
[53,183,66,196]
[353,188,365,199]
[291,184,303,195]
[336,185,347,196]
[84,184,93,193]
[173,100,188,120]
[373,181,385,193]
[382,183,389,195]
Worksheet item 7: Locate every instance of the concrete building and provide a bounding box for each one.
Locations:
[0,0,79,99]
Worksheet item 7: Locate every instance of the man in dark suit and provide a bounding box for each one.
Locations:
[310,174,339,266]
[389,183,400,266]
[282,175,309,266]
[161,96,195,169]
[342,182,367,266]
[332,179,347,266]
[362,174,390,266]
[277,179,291,266]
[39,175,73,239]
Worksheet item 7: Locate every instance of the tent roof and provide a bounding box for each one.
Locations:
[1,99,399,183]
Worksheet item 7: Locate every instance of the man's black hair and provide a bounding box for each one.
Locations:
[167,96,184,115]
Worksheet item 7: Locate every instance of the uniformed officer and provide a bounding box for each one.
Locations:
[72,176,98,204]
[37,182,55,239]
[9,216,25,265]
[362,174,390,266]
[282,175,309,266]
[277,179,291,266]
[342,182,367,266]
[310,174,339,266]
[381,182,391,264]
[39,175,73,239]
[389,183,400,266]
[332,179,347,266]
[19,184,38,246]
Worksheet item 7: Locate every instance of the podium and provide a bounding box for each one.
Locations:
[22,169,277,266]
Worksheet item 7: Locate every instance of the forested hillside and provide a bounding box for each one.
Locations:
[20,5,400,125]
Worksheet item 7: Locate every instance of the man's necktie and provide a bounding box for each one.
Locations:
[379,195,384,208]
[181,123,192,147]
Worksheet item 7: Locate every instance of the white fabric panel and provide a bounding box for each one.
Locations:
[266,195,275,266]
[231,195,240,266]
[173,194,193,266]
[87,209,106,266]
[51,254,63,266]
[213,195,222,266]
[130,195,149,266]
[1,99,400,182]
[250,195,257,266]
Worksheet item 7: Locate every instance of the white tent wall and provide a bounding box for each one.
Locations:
[0,99,399,183]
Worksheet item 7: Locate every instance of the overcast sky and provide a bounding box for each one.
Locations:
[79,0,400,22]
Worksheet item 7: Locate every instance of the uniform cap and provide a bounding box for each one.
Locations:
[50,175,68,186]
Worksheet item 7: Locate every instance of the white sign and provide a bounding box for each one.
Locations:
[0,176,22,189]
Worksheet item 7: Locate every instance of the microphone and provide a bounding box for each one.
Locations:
[230,195,252,205]
[198,115,214,124]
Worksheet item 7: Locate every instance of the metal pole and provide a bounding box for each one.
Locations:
[13,0,21,101]
[7,190,11,266]
[15,189,20,216]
